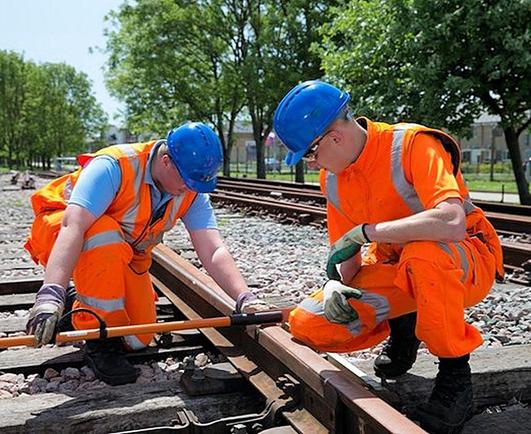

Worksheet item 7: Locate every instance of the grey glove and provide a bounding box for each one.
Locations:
[322,280,362,324]
[235,292,256,313]
[235,291,275,314]
[26,283,66,346]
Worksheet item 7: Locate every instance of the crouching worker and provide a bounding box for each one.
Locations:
[274,81,503,433]
[24,122,266,385]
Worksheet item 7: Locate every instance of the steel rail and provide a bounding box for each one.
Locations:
[215,181,530,234]
[218,176,530,216]
[151,244,426,434]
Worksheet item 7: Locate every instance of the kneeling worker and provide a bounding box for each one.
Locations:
[25,122,264,385]
[274,81,503,433]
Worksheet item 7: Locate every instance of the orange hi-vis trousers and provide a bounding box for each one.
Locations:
[289,236,497,358]
[25,210,157,350]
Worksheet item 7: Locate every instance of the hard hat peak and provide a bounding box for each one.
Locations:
[273,80,350,166]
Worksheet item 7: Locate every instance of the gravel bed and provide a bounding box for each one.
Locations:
[0,352,220,399]
[0,173,529,397]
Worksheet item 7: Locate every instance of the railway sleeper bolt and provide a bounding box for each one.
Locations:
[276,374,300,399]
[230,424,248,434]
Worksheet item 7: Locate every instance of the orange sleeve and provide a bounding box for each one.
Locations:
[406,133,462,210]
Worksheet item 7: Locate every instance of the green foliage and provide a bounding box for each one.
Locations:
[316,0,531,203]
[104,0,337,178]
[105,0,244,141]
[0,50,107,168]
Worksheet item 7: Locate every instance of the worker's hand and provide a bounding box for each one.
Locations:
[235,291,276,314]
[26,283,66,346]
[322,280,363,324]
[326,224,369,281]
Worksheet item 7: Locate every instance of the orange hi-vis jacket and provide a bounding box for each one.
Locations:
[289,119,504,357]
[321,118,503,277]
[27,140,197,260]
[25,141,197,350]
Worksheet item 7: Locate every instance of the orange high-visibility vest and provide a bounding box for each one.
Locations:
[321,118,504,279]
[28,140,197,257]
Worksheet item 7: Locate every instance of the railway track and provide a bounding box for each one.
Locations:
[0,246,529,432]
[216,177,531,233]
[0,172,528,432]
[217,176,530,216]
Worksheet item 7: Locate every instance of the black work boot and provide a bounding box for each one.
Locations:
[374,312,421,378]
[85,338,140,385]
[413,355,473,433]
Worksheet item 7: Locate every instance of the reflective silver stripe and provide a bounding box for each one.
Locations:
[63,177,73,201]
[82,230,124,252]
[115,144,139,158]
[360,291,390,324]
[165,194,185,232]
[346,320,362,335]
[121,156,143,242]
[124,334,147,350]
[391,128,424,214]
[438,242,454,259]
[299,289,389,337]
[438,242,469,283]
[298,296,363,334]
[463,195,477,215]
[454,244,469,283]
[324,171,342,212]
[77,294,125,312]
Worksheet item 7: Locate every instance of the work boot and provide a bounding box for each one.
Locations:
[374,312,420,378]
[85,338,140,386]
[412,355,473,433]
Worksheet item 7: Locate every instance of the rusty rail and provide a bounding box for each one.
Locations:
[151,244,425,433]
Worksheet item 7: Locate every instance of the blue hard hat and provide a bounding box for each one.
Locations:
[273,80,350,166]
[166,122,223,193]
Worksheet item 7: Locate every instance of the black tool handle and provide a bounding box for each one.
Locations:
[230,311,283,326]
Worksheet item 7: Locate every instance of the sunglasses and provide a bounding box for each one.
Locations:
[302,131,330,162]
[302,109,352,162]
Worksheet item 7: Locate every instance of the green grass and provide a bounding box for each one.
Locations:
[226,169,519,192]
[463,179,518,193]
[229,171,321,183]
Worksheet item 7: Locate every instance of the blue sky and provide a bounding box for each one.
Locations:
[0,0,125,122]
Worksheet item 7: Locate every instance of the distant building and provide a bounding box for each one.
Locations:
[227,120,286,170]
[458,113,531,163]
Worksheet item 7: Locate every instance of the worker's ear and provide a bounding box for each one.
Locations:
[329,129,343,145]
[161,153,172,168]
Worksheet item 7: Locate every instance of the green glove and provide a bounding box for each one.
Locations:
[326,224,370,280]
[322,280,363,324]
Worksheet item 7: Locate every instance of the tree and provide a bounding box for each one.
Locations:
[240,0,338,180]
[0,51,107,169]
[0,50,28,168]
[105,0,245,176]
[317,0,531,204]
[105,0,337,181]
[30,63,107,168]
